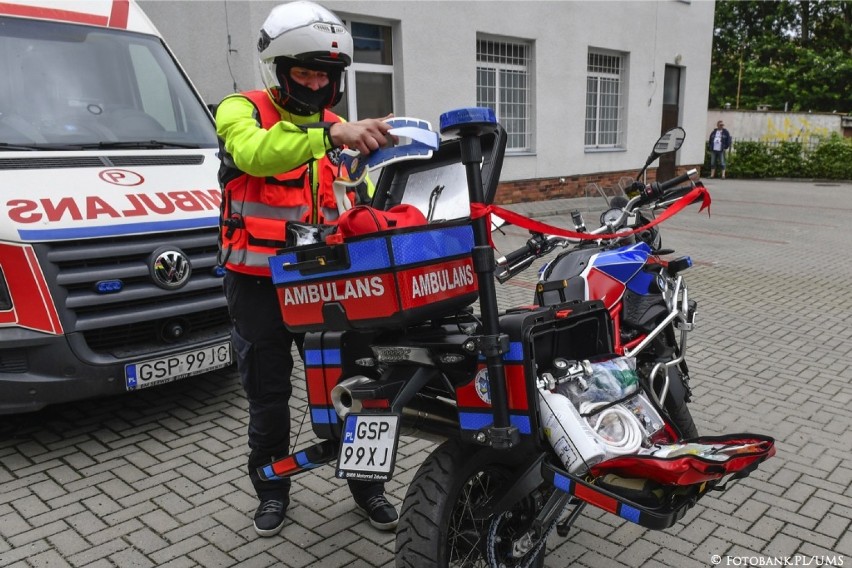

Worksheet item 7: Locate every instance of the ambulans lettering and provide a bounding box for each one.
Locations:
[411,264,474,299]
[6,190,221,223]
[283,276,385,305]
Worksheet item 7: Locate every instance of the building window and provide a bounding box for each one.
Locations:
[476,37,532,152]
[585,49,625,149]
[333,22,394,121]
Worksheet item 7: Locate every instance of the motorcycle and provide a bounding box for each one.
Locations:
[495,126,701,442]
[262,110,774,568]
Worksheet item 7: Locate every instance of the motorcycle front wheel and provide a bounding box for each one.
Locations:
[663,364,699,439]
[395,438,548,568]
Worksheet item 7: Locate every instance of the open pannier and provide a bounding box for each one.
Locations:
[520,302,776,529]
[542,432,775,529]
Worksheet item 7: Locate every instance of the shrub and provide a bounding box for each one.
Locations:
[726,141,772,178]
[721,135,852,180]
[804,133,852,180]
[770,141,806,178]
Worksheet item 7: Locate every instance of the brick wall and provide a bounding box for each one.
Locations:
[494,164,702,205]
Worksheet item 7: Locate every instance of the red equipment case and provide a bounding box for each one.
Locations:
[269,219,478,332]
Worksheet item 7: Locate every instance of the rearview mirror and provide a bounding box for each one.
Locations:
[653,127,686,156]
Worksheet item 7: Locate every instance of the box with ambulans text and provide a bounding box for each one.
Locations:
[269,220,478,332]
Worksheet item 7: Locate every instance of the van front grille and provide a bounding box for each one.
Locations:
[34,227,230,358]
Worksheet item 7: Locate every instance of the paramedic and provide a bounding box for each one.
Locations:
[216,0,398,537]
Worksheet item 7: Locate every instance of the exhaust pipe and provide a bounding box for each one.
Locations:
[330,376,372,418]
[330,376,460,440]
[401,395,459,440]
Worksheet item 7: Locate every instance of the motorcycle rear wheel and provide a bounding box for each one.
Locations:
[395,438,547,568]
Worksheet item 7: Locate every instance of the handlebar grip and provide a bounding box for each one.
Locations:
[495,233,549,283]
[636,169,698,205]
[500,247,531,267]
[498,234,544,266]
[661,185,695,202]
[658,168,698,192]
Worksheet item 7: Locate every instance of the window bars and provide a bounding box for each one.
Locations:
[585,50,625,149]
[477,38,533,152]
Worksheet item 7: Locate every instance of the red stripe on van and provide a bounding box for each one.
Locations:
[0,243,63,334]
[107,0,128,29]
[0,2,108,26]
[23,246,63,334]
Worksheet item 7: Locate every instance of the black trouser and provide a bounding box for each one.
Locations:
[224,271,383,502]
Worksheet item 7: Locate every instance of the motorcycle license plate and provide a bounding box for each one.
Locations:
[335,414,400,482]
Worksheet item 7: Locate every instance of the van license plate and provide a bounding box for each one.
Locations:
[125,341,232,391]
[336,414,400,482]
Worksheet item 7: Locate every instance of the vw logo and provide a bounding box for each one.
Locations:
[150,248,192,290]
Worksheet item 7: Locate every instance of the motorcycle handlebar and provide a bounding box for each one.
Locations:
[660,168,699,192]
[496,233,549,283]
[499,233,545,266]
[495,170,700,283]
[659,184,696,203]
[636,168,698,206]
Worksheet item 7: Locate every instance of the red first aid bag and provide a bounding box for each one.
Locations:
[336,204,427,238]
[589,434,776,486]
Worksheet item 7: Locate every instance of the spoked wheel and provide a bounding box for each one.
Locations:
[396,438,550,568]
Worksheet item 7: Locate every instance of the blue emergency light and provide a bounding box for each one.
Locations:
[95,279,123,294]
[439,107,497,136]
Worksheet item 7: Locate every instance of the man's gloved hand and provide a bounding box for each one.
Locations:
[329,114,396,156]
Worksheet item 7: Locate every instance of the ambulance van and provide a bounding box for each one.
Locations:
[0,0,232,413]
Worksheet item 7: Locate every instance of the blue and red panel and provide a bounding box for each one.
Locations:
[304,347,342,435]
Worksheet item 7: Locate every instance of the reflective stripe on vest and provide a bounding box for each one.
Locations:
[220,90,341,276]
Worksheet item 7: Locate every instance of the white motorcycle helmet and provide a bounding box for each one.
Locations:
[258,1,354,115]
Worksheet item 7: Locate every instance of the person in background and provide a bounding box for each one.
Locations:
[215,0,399,538]
[708,120,732,179]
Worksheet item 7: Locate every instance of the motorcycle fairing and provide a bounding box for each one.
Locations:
[539,243,656,308]
[582,242,653,309]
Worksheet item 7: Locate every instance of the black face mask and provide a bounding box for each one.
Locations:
[275,63,340,116]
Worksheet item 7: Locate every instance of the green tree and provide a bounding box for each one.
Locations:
[710,0,852,113]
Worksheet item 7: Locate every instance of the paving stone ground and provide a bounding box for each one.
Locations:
[1,178,850,567]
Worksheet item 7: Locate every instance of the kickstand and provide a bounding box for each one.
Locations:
[556,500,586,537]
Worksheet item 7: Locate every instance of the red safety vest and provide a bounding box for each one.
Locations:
[219,90,345,276]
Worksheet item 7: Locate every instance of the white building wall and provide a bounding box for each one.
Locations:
[140,0,715,183]
[707,110,842,145]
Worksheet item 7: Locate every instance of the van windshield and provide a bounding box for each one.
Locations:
[0,16,217,149]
